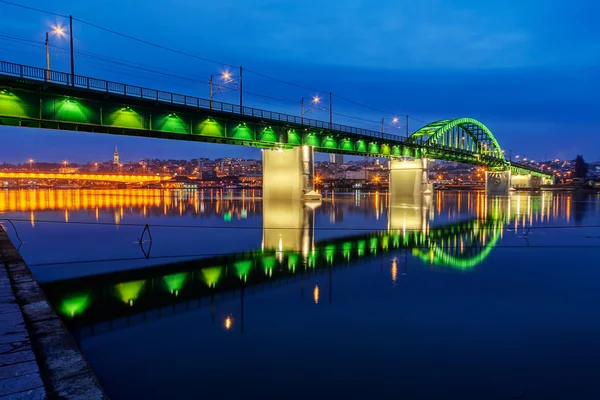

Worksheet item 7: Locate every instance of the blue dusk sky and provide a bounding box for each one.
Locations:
[0,0,598,163]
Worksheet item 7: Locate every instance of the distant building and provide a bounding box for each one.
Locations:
[336,168,367,180]
[113,147,120,165]
[329,154,344,165]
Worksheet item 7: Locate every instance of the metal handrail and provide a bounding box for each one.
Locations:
[0,60,405,144]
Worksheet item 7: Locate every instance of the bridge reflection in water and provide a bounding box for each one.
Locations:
[38,190,568,339]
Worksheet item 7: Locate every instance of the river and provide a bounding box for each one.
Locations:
[1,188,600,399]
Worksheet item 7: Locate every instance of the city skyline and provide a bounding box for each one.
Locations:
[0,0,598,163]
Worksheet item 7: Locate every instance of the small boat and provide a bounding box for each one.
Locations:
[302,190,322,201]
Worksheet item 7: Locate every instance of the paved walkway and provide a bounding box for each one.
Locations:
[0,235,45,399]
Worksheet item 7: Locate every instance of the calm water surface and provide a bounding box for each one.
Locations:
[2,188,600,399]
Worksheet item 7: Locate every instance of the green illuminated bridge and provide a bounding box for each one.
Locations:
[0,60,552,195]
[42,216,506,334]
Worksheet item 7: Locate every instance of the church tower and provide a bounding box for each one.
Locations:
[113,146,120,165]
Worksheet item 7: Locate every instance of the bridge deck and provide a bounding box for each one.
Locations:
[0,60,551,178]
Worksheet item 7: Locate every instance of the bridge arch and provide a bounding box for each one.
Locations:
[409,118,505,162]
[411,220,503,270]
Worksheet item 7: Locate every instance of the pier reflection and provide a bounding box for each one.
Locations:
[38,190,579,338]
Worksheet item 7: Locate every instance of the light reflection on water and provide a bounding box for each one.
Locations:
[2,188,600,399]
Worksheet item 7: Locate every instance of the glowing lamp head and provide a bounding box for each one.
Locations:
[392,117,399,124]
[221,71,232,82]
[53,25,65,36]
[312,95,320,104]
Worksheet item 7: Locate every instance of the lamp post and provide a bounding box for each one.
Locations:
[45,21,73,84]
[28,158,33,171]
[210,71,236,110]
[46,25,65,82]
[301,96,321,124]
[329,92,332,129]
[69,15,74,85]
[45,32,50,81]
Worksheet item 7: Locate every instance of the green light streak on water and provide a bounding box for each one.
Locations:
[115,280,145,305]
[59,293,90,318]
[381,235,389,250]
[234,260,253,282]
[307,251,317,268]
[201,267,223,288]
[287,253,299,273]
[369,237,378,254]
[392,234,400,248]
[262,256,277,276]
[357,240,366,257]
[223,212,232,222]
[342,242,352,259]
[325,244,336,264]
[163,272,188,296]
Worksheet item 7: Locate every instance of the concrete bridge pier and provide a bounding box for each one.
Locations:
[511,174,544,189]
[262,146,322,201]
[389,158,433,198]
[485,171,511,194]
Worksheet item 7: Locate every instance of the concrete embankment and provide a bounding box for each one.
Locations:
[0,225,106,399]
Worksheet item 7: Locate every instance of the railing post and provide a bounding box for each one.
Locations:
[105,81,109,92]
[19,65,23,78]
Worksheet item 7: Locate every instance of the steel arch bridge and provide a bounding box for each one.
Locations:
[409,118,504,161]
[408,118,547,177]
[0,61,552,179]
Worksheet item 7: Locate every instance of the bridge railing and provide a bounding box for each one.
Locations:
[509,161,550,175]
[0,60,404,144]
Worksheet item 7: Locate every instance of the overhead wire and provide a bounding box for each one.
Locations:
[0,0,421,126]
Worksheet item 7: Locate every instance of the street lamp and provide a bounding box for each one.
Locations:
[45,25,65,81]
[382,116,401,135]
[46,17,75,85]
[301,96,321,123]
[210,70,241,110]
[28,158,34,171]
